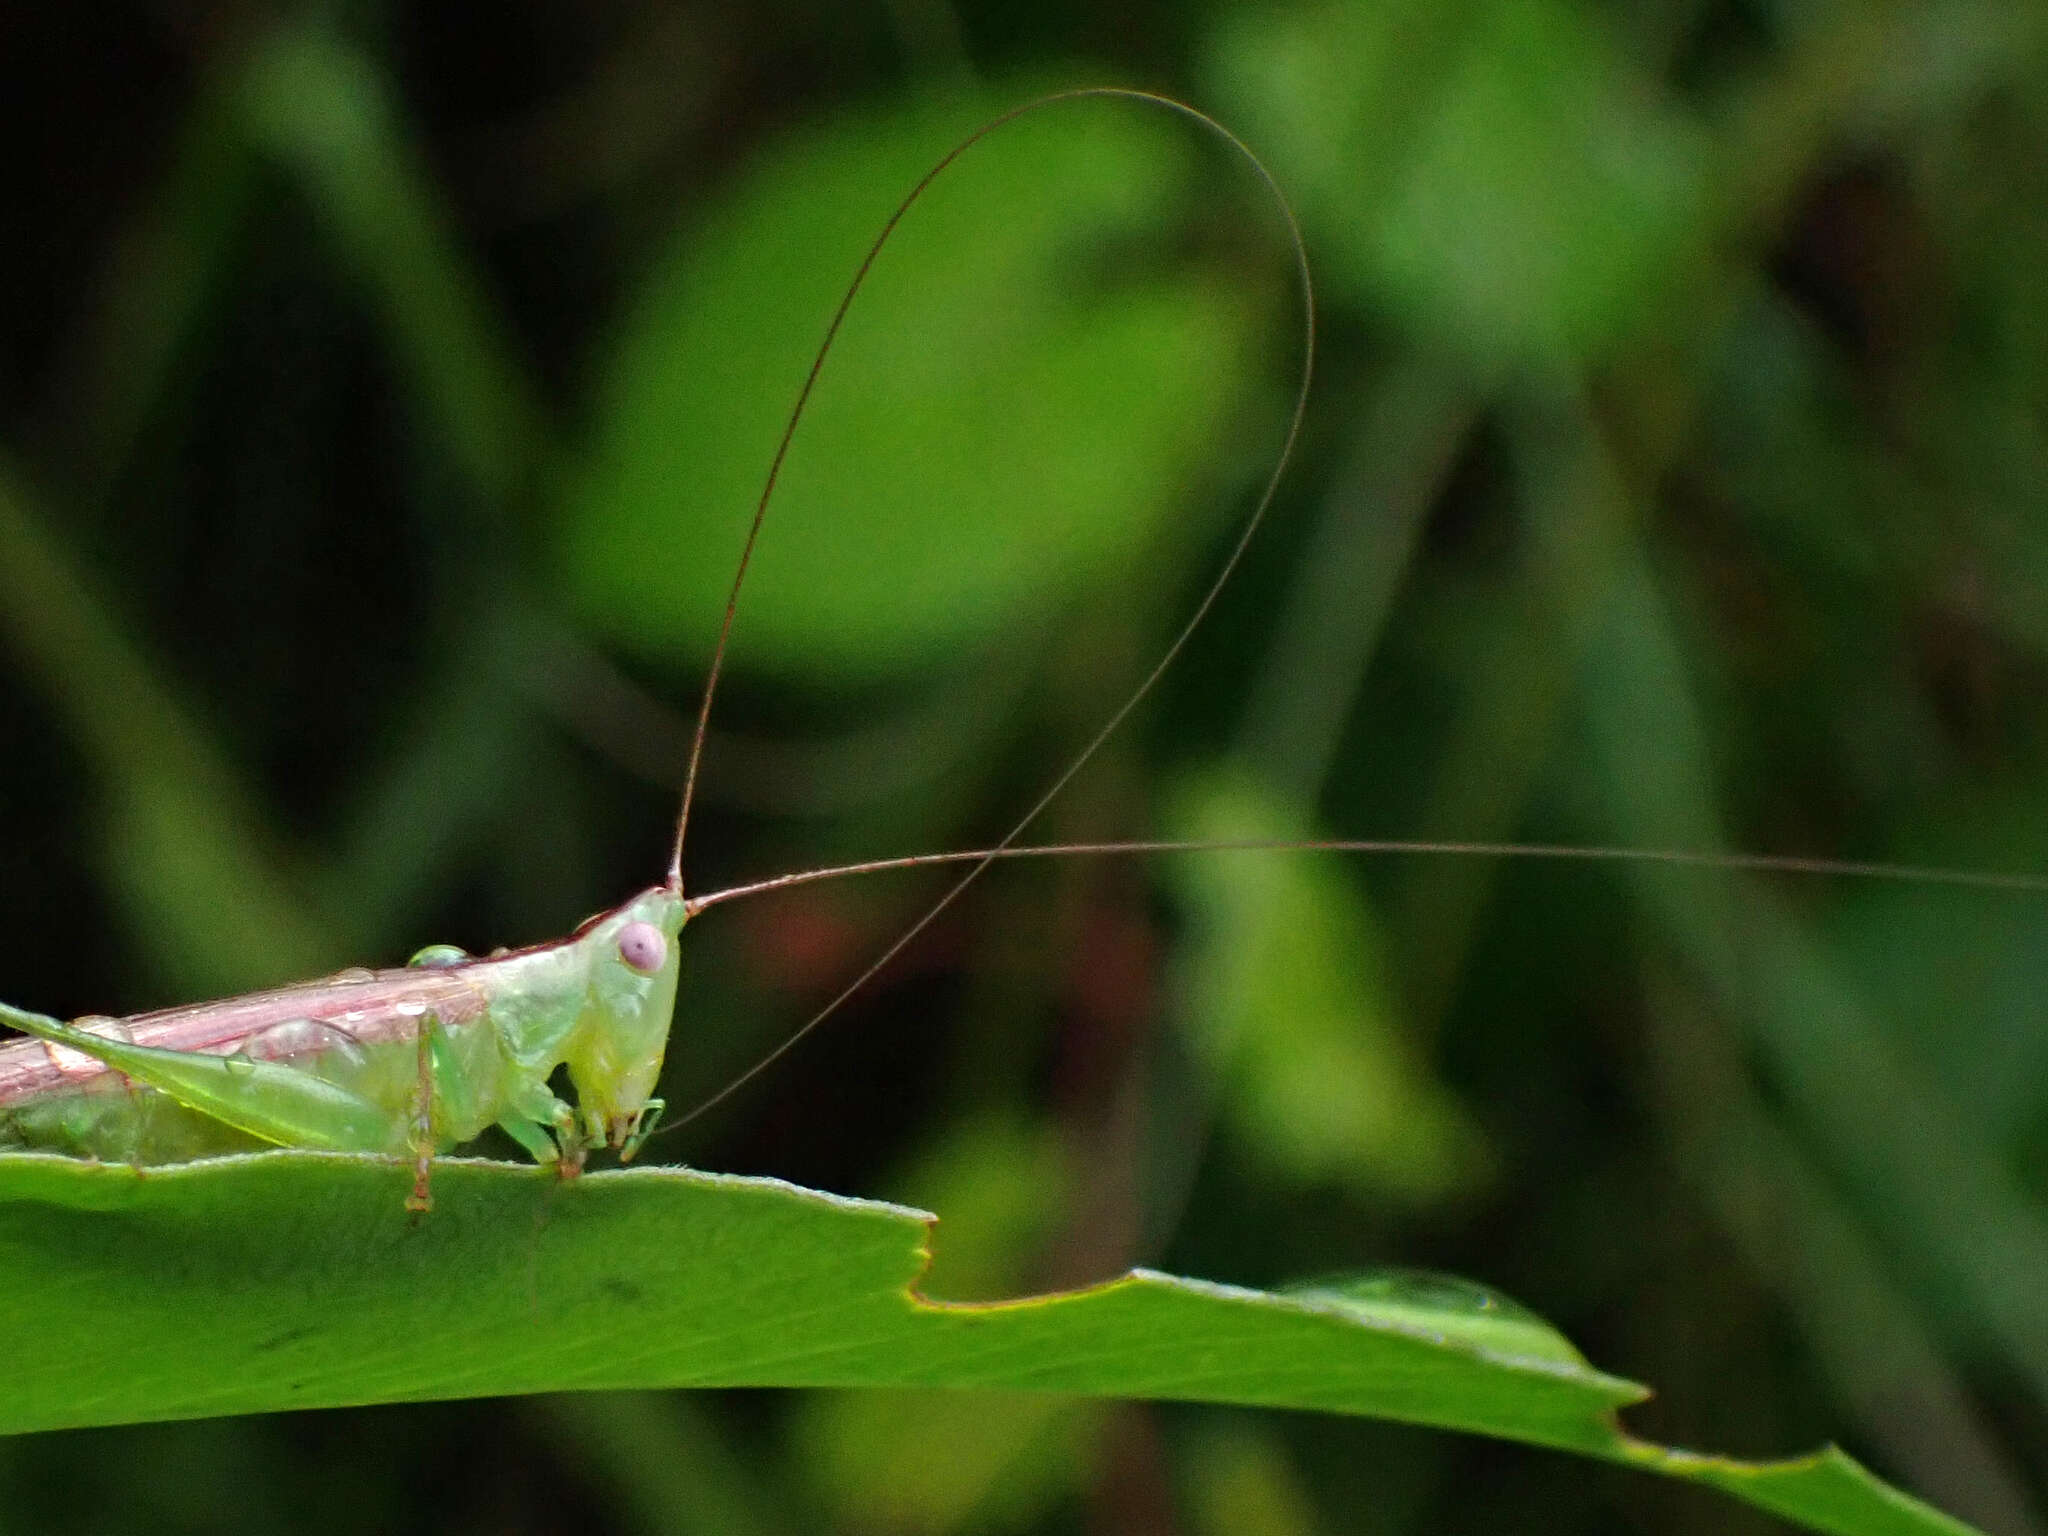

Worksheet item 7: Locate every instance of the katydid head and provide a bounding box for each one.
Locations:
[563,886,689,1154]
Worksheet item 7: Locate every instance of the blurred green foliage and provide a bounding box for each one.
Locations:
[1,1,2046,1533]
[564,90,1261,679]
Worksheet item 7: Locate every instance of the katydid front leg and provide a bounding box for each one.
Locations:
[495,1077,586,1176]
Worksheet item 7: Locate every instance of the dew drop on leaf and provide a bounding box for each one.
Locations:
[1281,1268,1587,1367]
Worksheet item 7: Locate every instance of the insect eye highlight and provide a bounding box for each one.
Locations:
[617,921,667,975]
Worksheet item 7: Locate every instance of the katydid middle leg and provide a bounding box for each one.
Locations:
[406,1014,437,1214]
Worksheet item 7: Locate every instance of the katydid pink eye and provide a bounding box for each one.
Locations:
[617,921,667,975]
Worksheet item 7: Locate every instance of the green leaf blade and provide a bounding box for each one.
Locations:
[0,1153,1979,1536]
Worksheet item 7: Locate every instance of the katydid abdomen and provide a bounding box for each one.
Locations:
[0,972,490,1163]
[0,1041,265,1163]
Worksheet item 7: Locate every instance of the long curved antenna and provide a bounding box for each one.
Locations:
[684,838,2048,915]
[663,87,1313,1128]
[669,87,1276,891]
[660,825,2046,1137]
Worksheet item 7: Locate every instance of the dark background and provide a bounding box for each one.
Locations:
[2,2,2045,1533]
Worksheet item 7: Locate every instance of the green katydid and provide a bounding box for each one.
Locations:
[1,87,2040,1217]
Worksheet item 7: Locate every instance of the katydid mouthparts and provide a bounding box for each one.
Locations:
[2,89,2041,1214]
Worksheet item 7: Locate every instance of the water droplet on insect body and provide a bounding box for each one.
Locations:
[408,944,468,969]
[329,967,377,984]
[245,1018,368,1070]
[395,1001,428,1019]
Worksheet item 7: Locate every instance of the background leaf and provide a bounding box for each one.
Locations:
[561,90,1267,681]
